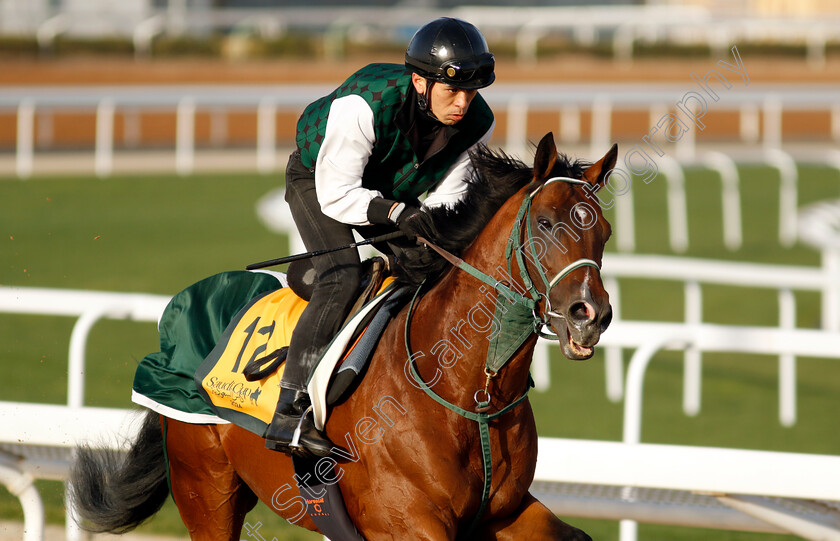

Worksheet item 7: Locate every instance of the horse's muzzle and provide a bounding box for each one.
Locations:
[552,296,612,361]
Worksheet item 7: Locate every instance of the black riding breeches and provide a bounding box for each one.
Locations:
[280,151,364,391]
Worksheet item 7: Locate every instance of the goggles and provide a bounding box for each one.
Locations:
[438,53,495,88]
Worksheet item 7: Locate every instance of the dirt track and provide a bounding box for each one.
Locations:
[1,54,839,86]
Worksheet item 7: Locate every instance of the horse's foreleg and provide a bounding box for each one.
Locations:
[475,492,592,541]
[165,419,258,540]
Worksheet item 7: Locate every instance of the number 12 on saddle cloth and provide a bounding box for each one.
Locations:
[195,276,396,436]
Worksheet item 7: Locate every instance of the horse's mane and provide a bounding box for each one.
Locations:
[395,144,590,285]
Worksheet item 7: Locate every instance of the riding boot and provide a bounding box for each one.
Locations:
[265,387,334,457]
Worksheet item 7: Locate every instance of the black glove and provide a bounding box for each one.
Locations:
[387,240,440,286]
[394,205,426,241]
[366,198,437,242]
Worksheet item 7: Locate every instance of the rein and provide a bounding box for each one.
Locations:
[405,176,602,536]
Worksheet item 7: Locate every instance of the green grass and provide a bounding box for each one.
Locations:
[1,166,839,540]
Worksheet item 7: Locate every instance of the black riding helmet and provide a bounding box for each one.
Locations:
[405,17,495,91]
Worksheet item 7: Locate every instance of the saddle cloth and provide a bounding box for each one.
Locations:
[132,268,403,437]
[195,276,398,435]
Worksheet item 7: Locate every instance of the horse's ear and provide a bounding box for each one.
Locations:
[533,132,557,181]
[583,144,619,186]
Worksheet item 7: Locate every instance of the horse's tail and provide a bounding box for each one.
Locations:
[69,409,169,534]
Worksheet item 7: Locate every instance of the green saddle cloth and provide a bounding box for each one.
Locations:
[131,270,284,422]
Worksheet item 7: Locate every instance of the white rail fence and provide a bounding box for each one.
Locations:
[3,84,839,177]
[3,403,840,541]
[0,288,168,541]
[6,252,838,420]
[587,320,840,541]
[2,252,840,539]
[534,437,840,541]
[0,403,143,541]
[4,84,840,262]
[591,253,840,417]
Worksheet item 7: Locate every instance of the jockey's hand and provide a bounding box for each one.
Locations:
[395,206,437,242]
[387,241,439,286]
[366,197,437,242]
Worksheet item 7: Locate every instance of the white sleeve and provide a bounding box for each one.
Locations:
[314,94,382,226]
[421,120,496,210]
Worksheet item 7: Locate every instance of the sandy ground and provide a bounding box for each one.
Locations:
[1,54,839,86]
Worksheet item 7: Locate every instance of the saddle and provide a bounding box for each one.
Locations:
[195,256,408,436]
[242,256,393,381]
[286,255,393,306]
[241,255,394,386]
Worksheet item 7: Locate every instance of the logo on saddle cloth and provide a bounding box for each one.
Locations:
[196,277,395,436]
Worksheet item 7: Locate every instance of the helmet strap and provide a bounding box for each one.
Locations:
[416,91,428,111]
[417,79,433,110]
[418,80,440,121]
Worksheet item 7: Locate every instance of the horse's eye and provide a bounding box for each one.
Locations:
[537,217,552,229]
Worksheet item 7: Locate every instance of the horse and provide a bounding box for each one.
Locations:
[70,132,615,541]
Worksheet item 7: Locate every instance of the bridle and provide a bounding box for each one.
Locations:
[417,175,602,342]
[508,176,601,323]
[404,175,605,536]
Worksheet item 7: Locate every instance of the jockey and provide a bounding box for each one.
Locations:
[265,17,497,456]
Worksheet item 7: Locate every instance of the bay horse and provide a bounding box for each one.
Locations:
[71,133,615,540]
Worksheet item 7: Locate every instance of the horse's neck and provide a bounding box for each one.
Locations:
[411,194,535,407]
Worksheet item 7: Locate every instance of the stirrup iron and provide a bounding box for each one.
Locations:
[289,405,313,450]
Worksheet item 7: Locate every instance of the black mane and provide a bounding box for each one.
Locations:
[395,144,590,285]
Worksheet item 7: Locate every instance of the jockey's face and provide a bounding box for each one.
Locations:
[412,73,478,126]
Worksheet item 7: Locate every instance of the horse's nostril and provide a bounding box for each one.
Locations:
[569,301,595,323]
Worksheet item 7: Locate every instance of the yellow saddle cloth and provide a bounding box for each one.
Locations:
[195,277,395,435]
[196,287,303,430]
